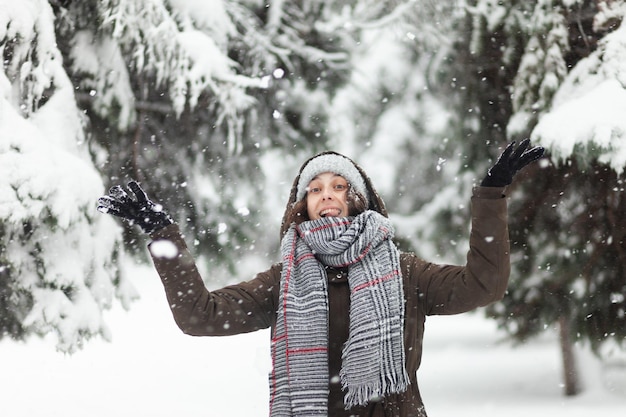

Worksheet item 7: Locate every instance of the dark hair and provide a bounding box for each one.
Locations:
[348,188,368,215]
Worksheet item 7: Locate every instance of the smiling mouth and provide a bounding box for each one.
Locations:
[320,208,342,217]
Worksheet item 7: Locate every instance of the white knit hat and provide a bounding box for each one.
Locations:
[296,153,369,205]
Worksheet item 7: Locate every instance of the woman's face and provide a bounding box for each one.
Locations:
[306,172,350,220]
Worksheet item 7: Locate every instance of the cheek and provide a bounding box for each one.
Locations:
[339,191,350,206]
[306,196,319,219]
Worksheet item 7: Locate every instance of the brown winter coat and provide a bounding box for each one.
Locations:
[148,180,509,417]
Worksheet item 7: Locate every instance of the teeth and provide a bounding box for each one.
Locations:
[320,208,340,217]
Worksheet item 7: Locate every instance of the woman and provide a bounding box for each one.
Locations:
[97,140,543,416]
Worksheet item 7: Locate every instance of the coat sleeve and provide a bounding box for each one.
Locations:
[147,224,280,336]
[407,186,510,316]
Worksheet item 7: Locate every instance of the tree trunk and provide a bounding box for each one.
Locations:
[558,314,581,396]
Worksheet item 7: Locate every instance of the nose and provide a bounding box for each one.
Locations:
[321,187,334,200]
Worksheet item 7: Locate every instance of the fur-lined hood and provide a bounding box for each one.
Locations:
[279,151,388,239]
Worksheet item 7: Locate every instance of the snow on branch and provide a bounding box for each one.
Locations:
[0,0,61,116]
[97,0,264,120]
[531,18,626,173]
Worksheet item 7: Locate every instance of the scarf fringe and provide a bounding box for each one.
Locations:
[341,369,411,409]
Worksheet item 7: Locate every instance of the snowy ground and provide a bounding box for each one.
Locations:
[2,261,625,417]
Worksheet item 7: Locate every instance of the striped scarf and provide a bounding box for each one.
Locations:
[270,210,409,416]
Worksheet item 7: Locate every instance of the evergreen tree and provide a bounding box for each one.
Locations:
[430,0,626,395]
[0,0,420,351]
[0,0,134,352]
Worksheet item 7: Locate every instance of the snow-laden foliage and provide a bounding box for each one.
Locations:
[0,0,135,352]
[67,0,261,148]
[532,15,626,173]
[509,0,570,132]
[449,0,626,361]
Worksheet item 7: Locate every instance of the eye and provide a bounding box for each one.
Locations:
[307,186,321,194]
[334,183,348,191]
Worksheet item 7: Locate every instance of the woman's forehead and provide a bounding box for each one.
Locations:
[310,172,347,182]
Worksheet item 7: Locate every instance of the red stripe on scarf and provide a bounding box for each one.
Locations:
[295,253,315,264]
[272,334,287,342]
[299,220,352,237]
[334,242,372,268]
[351,269,401,293]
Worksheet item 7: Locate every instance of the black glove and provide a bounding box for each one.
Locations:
[481,139,545,187]
[97,180,173,234]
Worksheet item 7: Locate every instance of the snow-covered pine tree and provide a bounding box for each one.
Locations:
[1,0,424,351]
[0,0,135,353]
[436,0,626,396]
[514,1,626,393]
[509,0,569,132]
[493,0,582,396]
